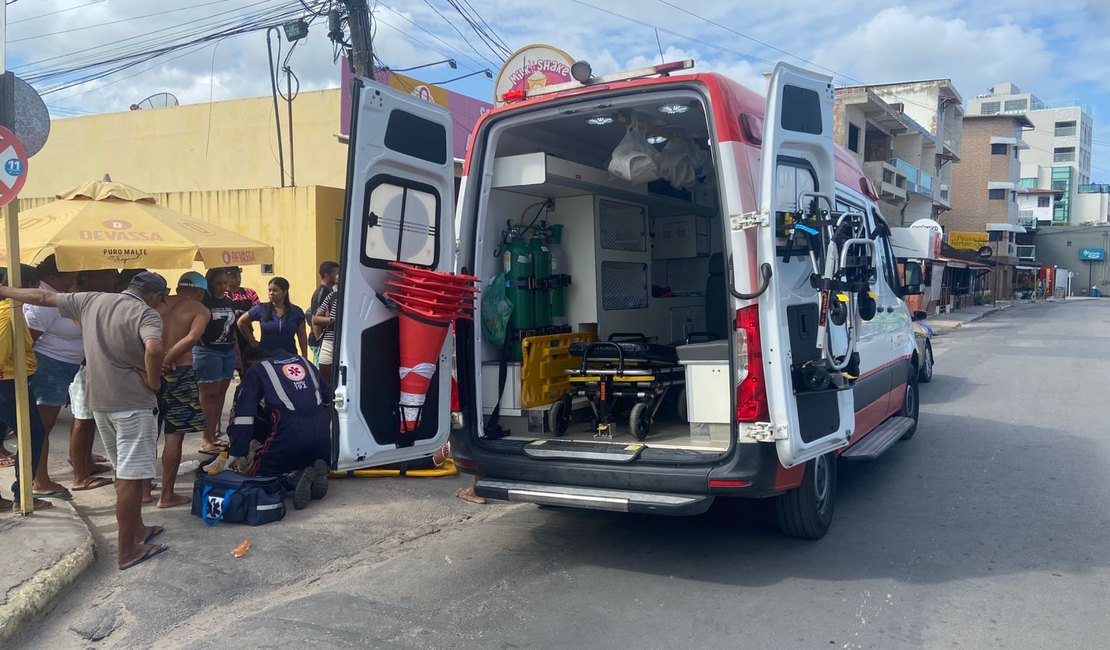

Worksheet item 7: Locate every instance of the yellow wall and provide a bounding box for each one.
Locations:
[22,89,349,197]
[18,185,344,310]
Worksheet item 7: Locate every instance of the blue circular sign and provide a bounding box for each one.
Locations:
[4,158,24,177]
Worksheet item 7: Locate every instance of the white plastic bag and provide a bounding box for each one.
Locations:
[659,138,696,189]
[608,127,660,184]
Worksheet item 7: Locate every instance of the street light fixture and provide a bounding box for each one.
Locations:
[387,59,458,73]
[431,69,494,85]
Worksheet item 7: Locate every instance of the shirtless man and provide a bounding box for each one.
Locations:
[155,272,211,508]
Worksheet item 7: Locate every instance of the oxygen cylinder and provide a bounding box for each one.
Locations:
[548,224,569,327]
[530,227,552,329]
[503,227,534,332]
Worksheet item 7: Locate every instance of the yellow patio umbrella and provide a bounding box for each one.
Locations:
[0,178,274,271]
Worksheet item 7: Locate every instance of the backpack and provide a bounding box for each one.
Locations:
[191,471,286,526]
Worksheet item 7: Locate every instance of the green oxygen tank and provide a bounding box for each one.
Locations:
[504,226,534,332]
[530,225,552,329]
[548,224,569,327]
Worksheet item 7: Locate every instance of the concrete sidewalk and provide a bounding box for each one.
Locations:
[925,302,1012,336]
[0,499,95,646]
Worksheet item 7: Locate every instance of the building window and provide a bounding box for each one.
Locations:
[980,101,1001,115]
[1054,147,1075,163]
[991,143,1008,155]
[1055,121,1077,137]
[847,123,860,153]
[1019,177,1037,188]
[1037,196,1050,208]
[988,189,1007,200]
[1003,99,1028,113]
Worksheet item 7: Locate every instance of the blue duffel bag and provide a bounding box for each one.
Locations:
[191,471,286,526]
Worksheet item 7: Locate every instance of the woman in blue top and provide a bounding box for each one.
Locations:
[237,277,308,357]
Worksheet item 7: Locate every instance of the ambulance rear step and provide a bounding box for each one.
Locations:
[474,478,713,515]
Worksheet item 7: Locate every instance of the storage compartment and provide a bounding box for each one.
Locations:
[469,88,733,453]
[677,339,732,423]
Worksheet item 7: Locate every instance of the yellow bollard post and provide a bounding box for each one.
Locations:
[5,201,33,515]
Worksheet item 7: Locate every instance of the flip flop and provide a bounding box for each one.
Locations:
[72,476,113,491]
[0,456,14,468]
[144,525,165,545]
[33,488,74,501]
[12,498,55,512]
[119,543,168,571]
[92,454,109,464]
[198,448,221,456]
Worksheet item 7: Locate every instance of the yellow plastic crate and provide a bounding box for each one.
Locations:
[520,331,596,408]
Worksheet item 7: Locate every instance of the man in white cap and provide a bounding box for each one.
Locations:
[0,271,168,570]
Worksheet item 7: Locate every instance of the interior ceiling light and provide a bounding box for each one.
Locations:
[657,103,689,115]
[586,115,614,126]
[646,135,668,144]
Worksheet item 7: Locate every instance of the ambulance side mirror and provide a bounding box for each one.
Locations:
[900,262,923,296]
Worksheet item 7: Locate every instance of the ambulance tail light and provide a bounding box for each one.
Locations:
[735,305,769,422]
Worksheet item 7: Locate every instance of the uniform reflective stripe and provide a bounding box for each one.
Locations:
[260,361,296,411]
[256,503,283,511]
[232,417,254,425]
[306,360,322,405]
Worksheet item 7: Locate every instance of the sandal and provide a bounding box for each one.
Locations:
[72,476,113,491]
[33,488,74,501]
[119,543,168,571]
[12,498,55,513]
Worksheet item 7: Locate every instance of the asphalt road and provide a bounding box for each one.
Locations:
[20,300,1110,649]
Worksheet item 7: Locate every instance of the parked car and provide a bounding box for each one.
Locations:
[913,310,934,383]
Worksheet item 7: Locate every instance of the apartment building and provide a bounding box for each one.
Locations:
[946,113,1035,299]
[834,80,963,226]
[968,82,1096,225]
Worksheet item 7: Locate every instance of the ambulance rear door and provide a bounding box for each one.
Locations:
[754,63,853,467]
[333,77,455,471]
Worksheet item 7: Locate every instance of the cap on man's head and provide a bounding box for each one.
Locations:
[177,271,208,292]
[129,271,168,295]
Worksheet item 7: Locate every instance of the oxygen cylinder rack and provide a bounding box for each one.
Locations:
[496,216,573,361]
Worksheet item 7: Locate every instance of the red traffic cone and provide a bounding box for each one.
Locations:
[397,311,451,432]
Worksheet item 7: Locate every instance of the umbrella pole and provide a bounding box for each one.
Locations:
[5,201,34,515]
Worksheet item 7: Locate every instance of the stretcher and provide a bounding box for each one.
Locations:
[551,333,685,440]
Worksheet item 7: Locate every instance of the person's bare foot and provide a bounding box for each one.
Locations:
[157,493,191,509]
[142,491,154,504]
[32,481,68,495]
[455,486,486,504]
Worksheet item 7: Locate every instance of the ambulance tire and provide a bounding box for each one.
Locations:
[775,452,836,540]
[630,402,651,441]
[918,342,934,383]
[899,370,920,440]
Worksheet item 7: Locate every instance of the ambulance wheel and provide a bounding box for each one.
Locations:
[549,397,572,436]
[899,370,920,440]
[775,452,836,540]
[630,402,651,441]
[918,342,934,383]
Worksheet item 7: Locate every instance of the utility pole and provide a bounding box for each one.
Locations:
[342,0,374,78]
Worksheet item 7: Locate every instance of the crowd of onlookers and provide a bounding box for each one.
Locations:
[0,259,342,570]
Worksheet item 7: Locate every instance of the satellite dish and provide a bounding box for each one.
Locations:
[130,93,180,110]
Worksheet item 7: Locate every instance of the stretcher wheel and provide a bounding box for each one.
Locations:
[676,388,688,422]
[549,396,572,436]
[630,402,651,441]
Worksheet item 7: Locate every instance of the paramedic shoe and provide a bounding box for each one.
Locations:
[292,467,315,510]
[310,459,329,500]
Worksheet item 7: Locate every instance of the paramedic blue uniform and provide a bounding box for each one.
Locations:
[228,354,330,477]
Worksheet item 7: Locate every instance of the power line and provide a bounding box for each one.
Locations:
[9,0,108,25]
[372,1,485,71]
[420,0,501,69]
[10,0,236,44]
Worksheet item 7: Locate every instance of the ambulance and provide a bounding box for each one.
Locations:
[333,60,924,538]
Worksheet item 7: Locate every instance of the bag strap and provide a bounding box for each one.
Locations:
[201,485,236,527]
[483,327,513,439]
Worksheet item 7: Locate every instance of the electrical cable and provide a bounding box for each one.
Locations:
[373,1,486,72]
[419,0,501,69]
[10,0,108,25]
[10,0,237,44]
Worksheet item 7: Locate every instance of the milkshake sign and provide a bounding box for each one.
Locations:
[494,45,575,106]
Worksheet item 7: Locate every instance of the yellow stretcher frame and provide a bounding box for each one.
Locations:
[329,458,458,478]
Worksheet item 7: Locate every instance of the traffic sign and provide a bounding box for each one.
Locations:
[0,126,29,207]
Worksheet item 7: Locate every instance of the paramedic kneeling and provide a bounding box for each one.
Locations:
[227,347,330,510]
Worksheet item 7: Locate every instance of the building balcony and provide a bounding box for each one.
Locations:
[892,158,934,198]
[936,184,951,207]
[942,128,961,158]
[863,161,907,203]
[1018,211,1037,229]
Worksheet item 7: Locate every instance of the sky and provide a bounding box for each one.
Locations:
[5,0,1110,179]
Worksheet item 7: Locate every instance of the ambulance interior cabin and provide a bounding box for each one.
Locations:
[473,90,735,452]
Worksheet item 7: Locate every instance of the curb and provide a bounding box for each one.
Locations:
[929,306,1005,337]
[0,504,96,647]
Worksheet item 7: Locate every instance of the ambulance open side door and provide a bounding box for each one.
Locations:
[333,77,455,471]
[754,63,852,467]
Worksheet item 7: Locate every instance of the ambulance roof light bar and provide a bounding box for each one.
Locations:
[501,60,695,103]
